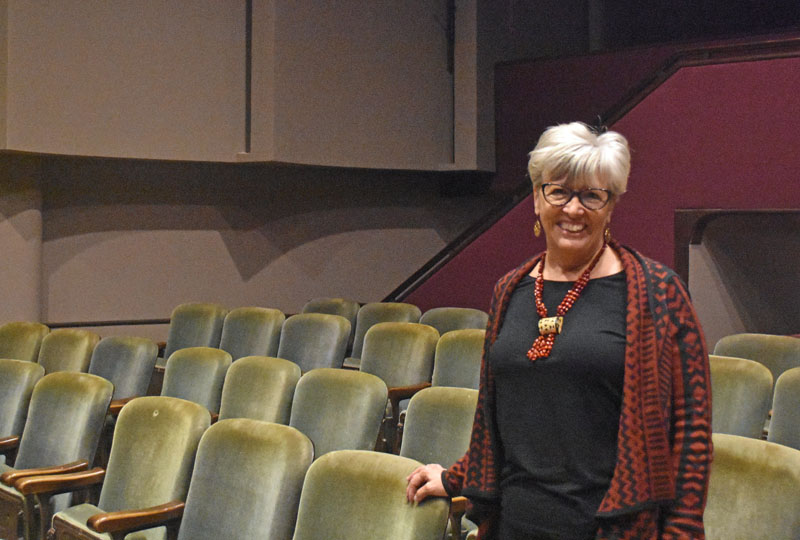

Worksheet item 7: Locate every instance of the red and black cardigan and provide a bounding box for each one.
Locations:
[443,242,713,539]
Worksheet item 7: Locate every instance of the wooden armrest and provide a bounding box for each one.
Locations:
[0,435,20,452]
[15,467,106,496]
[448,496,468,540]
[88,500,185,534]
[108,397,137,416]
[210,412,219,424]
[388,382,431,402]
[1,460,88,486]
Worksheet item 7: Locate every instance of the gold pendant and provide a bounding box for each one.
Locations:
[537,316,563,336]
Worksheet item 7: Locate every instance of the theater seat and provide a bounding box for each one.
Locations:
[76,419,314,540]
[431,329,484,390]
[0,372,113,540]
[709,354,772,439]
[160,302,228,364]
[218,307,285,360]
[769,367,800,451]
[0,359,45,457]
[344,302,422,369]
[301,297,360,351]
[714,333,800,391]
[37,328,100,374]
[89,336,159,404]
[291,450,449,540]
[419,307,488,337]
[19,396,210,540]
[161,347,232,415]
[0,322,50,363]
[277,313,350,372]
[217,356,301,423]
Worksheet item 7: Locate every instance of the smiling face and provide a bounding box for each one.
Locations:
[534,175,615,267]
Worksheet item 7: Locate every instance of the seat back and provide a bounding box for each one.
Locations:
[431,328,484,389]
[709,354,773,439]
[219,307,285,360]
[714,333,800,391]
[419,307,488,337]
[769,366,800,450]
[0,321,49,363]
[88,336,159,400]
[400,387,478,468]
[218,356,301,423]
[277,313,350,372]
[289,368,387,457]
[360,322,439,388]
[0,359,45,438]
[292,450,449,540]
[14,372,114,470]
[99,396,210,512]
[37,328,100,374]
[350,302,422,360]
[177,419,313,540]
[705,433,800,539]
[163,302,228,360]
[302,297,360,349]
[161,347,232,414]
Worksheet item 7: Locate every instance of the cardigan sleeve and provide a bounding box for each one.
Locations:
[660,275,713,539]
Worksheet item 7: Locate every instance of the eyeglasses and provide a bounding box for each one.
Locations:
[540,183,613,210]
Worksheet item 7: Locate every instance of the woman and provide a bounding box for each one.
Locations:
[406,122,712,539]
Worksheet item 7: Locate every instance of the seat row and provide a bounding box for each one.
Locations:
[1,365,478,540]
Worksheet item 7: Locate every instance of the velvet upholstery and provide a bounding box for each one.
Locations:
[162,302,228,362]
[217,356,300,423]
[359,322,439,389]
[218,307,285,360]
[400,387,478,468]
[714,333,800,391]
[769,366,800,450]
[419,307,489,337]
[291,450,449,540]
[49,396,211,540]
[346,302,422,368]
[709,354,773,439]
[0,372,113,540]
[89,337,159,401]
[431,329,485,389]
[0,359,45,439]
[37,329,100,375]
[0,322,50,363]
[176,419,313,540]
[288,368,387,457]
[705,433,800,539]
[301,297,360,350]
[277,314,350,372]
[160,347,232,414]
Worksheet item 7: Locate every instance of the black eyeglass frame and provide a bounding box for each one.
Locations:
[539,183,614,210]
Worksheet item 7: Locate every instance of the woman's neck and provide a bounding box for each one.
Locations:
[541,243,622,281]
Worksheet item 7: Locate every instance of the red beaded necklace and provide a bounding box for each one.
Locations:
[527,241,607,361]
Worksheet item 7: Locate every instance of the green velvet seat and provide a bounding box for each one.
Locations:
[37,329,100,375]
[70,419,314,540]
[399,386,478,468]
[709,354,773,439]
[301,297,360,351]
[419,307,488,337]
[89,337,159,402]
[0,372,113,540]
[160,302,228,364]
[218,307,285,360]
[0,322,50,363]
[769,366,800,450]
[34,396,210,540]
[705,433,800,539]
[276,313,350,372]
[288,368,387,458]
[291,450,449,540]
[359,322,439,451]
[344,302,422,369]
[218,356,301,423]
[431,328,485,389]
[0,359,45,444]
[161,347,232,415]
[714,333,800,392]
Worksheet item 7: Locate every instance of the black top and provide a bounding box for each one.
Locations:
[489,272,627,540]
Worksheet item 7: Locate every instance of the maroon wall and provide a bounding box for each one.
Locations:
[406,54,800,312]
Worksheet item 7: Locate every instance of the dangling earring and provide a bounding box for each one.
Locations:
[534,219,542,238]
[604,225,612,243]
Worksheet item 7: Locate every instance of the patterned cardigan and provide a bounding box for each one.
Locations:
[442,242,713,539]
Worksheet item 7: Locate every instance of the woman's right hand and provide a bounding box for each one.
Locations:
[406,463,447,503]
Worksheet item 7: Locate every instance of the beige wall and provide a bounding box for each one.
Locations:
[0,1,7,146]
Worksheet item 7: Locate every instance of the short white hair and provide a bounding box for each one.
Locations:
[527,122,630,196]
